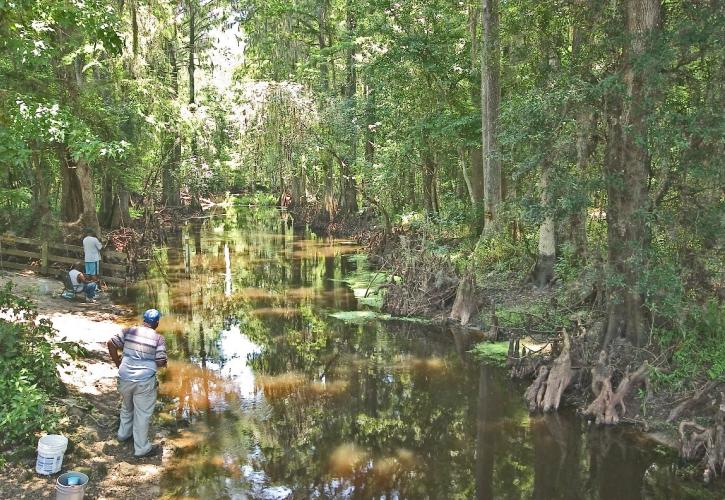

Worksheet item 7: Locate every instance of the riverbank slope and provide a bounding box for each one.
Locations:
[0,270,166,499]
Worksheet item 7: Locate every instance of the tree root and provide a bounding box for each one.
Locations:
[507,335,547,379]
[524,329,573,412]
[679,395,725,483]
[668,380,720,423]
[583,351,649,425]
[524,365,549,411]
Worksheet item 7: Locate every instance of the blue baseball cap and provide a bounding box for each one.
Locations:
[143,309,161,326]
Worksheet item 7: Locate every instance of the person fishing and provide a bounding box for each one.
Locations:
[107,309,167,458]
[67,262,98,303]
[82,227,103,279]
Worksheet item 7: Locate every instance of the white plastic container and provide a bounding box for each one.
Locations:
[36,434,69,475]
[56,471,89,500]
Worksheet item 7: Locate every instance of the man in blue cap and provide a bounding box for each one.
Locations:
[107,309,167,458]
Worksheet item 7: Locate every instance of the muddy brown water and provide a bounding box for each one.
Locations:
[115,206,719,499]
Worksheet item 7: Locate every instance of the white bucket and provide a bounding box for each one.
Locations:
[36,434,69,475]
[56,471,89,500]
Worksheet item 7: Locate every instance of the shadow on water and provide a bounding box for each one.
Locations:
[115,206,721,499]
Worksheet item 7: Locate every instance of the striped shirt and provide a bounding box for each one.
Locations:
[111,325,167,382]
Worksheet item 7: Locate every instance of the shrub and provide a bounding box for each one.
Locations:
[0,283,84,448]
[653,300,725,389]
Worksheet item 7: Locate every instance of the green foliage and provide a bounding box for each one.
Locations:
[470,341,510,366]
[473,224,535,275]
[0,284,85,448]
[232,192,277,207]
[654,300,725,388]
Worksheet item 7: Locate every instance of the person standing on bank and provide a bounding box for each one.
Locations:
[107,309,167,458]
[82,227,103,278]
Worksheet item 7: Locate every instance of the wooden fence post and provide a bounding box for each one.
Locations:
[40,241,49,273]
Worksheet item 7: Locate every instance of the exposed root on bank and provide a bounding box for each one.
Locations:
[668,380,721,423]
[679,395,725,483]
[449,271,478,326]
[524,329,573,412]
[583,352,649,425]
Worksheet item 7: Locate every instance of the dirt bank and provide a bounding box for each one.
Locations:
[0,270,172,499]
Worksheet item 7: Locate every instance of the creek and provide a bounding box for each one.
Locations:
[117,205,716,499]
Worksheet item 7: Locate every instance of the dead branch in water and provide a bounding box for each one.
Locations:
[381,234,459,317]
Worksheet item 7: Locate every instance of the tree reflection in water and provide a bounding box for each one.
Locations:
[115,207,720,499]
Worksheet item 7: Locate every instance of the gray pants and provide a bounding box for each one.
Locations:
[117,377,157,456]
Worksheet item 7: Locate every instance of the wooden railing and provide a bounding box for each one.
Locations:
[0,234,128,285]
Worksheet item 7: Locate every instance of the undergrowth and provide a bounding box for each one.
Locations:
[0,283,85,451]
[653,300,725,390]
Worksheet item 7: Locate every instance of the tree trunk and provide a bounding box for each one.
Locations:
[679,396,725,483]
[187,0,202,209]
[480,0,501,236]
[571,108,594,262]
[188,0,195,106]
[109,188,130,228]
[58,146,84,223]
[569,0,596,263]
[364,81,375,165]
[100,172,114,227]
[322,151,336,221]
[317,1,329,93]
[76,158,101,236]
[130,0,139,56]
[421,138,437,216]
[584,351,649,425]
[30,149,51,239]
[449,271,477,326]
[525,329,573,412]
[467,1,485,211]
[602,0,660,348]
[162,28,181,207]
[468,147,484,206]
[532,160,556,287]
[317,4,335,221]
[340,0,358,215]
[59,146,102,236]
[460,148,474,203]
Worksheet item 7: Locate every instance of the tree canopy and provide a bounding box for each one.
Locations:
[0,0,723,374]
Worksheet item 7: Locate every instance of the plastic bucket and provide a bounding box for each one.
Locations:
[56,471,89,500]
[36,434,68,475]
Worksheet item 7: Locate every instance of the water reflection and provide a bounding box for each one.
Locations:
[114,206,722,499]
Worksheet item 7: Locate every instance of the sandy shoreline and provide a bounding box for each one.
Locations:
[0,270,168,499]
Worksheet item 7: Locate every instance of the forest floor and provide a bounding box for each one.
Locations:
[0,270,188,499]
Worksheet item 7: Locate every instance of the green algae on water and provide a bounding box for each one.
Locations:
[329,310,432,325]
